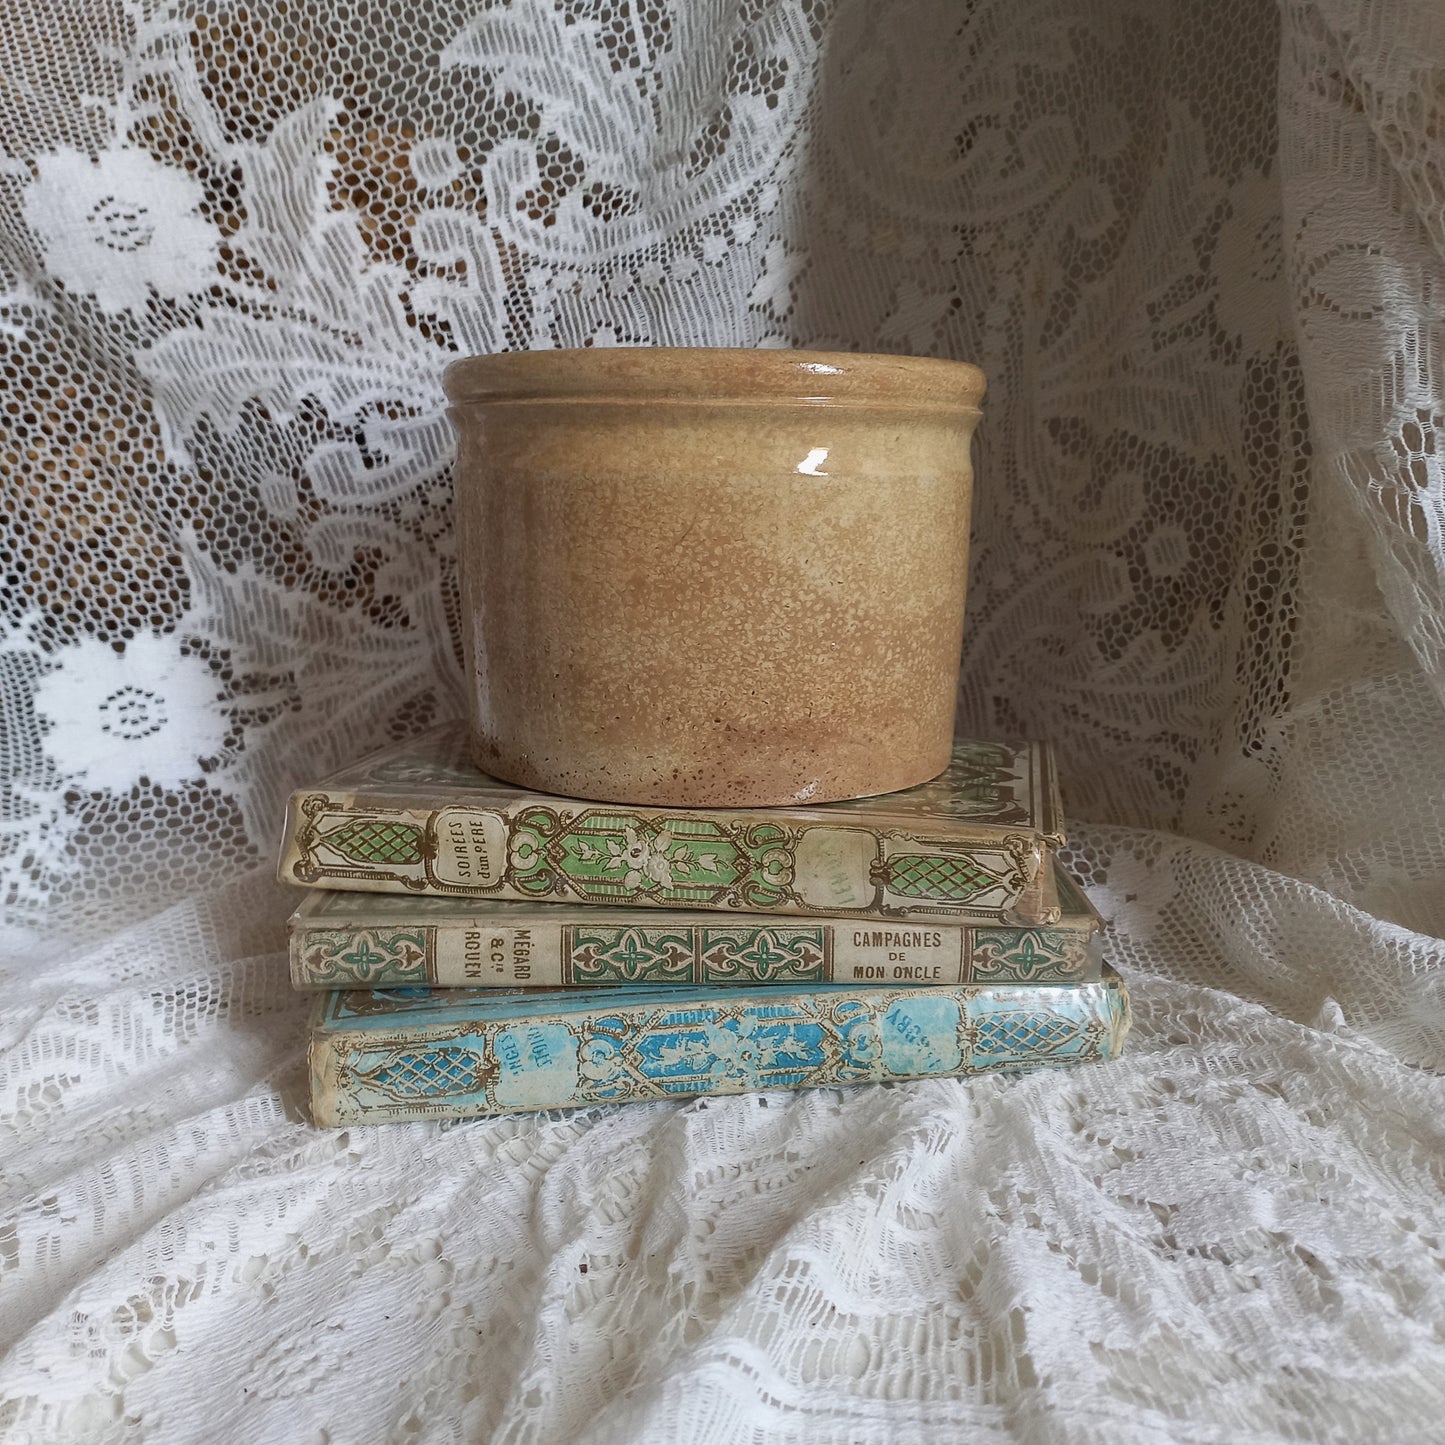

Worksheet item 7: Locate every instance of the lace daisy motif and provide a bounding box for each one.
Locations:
[21,147,221,317]
[33,633,228,793]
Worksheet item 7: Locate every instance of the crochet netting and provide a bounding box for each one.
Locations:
[3,1,1444,1440]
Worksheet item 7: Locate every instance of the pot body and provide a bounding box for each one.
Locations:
[444,348,984,807]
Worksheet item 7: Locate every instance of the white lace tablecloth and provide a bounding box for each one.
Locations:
[4,0,1445,1439]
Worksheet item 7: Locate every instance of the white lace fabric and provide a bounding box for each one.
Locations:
[3,0,1445,1440]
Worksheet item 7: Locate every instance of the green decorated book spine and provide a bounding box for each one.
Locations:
[288,869,1102,989]
[308,969,1130,1126]
[277,723,1065,925]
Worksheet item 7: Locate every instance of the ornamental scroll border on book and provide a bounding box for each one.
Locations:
[564,923,833,986]
[289,794,1041,922]
[297,925,436,986]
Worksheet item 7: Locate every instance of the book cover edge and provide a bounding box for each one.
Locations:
[306,970,1130,1126]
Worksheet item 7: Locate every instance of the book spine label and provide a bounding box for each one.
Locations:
[291,916,1101,990]
[281,793,1047,923]
[309,973,1129,1126]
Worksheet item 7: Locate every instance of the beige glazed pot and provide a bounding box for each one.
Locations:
[443,347,986,807]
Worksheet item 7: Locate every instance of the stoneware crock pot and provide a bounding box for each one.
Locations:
[442,347,986,807]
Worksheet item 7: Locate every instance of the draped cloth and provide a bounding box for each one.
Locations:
[3,2,1444,1439]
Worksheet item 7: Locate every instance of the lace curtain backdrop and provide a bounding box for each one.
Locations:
[3,0,1444,1440]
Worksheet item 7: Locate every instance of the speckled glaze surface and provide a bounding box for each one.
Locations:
[443,348,986,807]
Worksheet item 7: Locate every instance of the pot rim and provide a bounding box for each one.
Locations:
[442,346,985,412]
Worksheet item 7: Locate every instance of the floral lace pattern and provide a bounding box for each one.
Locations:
[3,0,1445,1437]
[32,630,229,793]
[22,147,222,317]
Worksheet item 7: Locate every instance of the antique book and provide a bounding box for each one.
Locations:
[288,865,1102,990]
[309,968,1130,1126]
[278,722,1065,925]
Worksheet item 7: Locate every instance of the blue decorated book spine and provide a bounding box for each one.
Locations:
[308,969,1130,1126]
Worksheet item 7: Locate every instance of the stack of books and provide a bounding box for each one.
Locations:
[277,724,1130,1126]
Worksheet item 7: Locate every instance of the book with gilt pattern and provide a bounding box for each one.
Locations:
[288,863,1101,990]
[278,722,1065,925]
[308,968,1130,1126]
